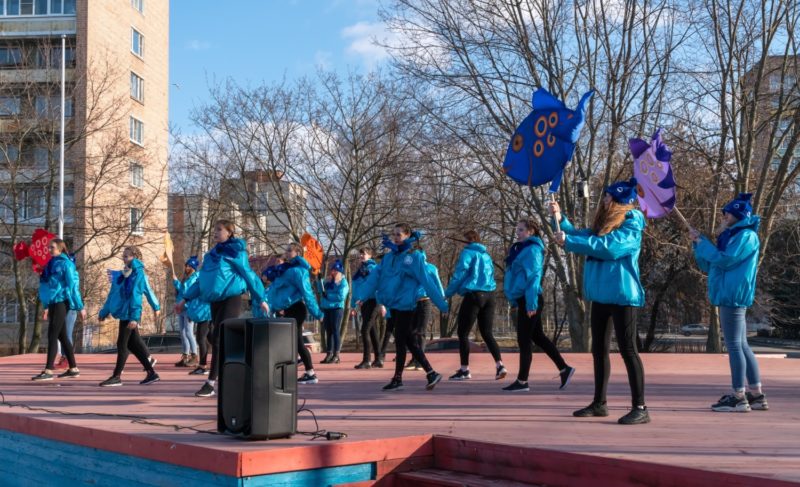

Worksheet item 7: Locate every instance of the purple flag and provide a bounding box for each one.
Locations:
[630,128,676,219]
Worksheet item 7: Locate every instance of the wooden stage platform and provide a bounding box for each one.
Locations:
[0,352,797,486]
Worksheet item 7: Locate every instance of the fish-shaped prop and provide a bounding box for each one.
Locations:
[300,233,324,276]
[503,89,594,192]
[630,128,677,219]
[160,232,175,268]
[13,228,55,273]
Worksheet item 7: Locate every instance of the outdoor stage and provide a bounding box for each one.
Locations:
[0,352,797,486]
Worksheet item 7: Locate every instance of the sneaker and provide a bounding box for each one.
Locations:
[495,366,508,380]
[188,366,208,375]
[99,376,123,387]
[425,371,443,390]
[371,359,384,368]
[502,380,530,392]
[140,371,160,385]
[448,369,472,381]
[618,407,651,425]
[711,394,751,412]
[58,368,80,378]
[559,366,576,390]
[142,356,157,371]
[382,378,404,391]
[195,382,215,397]
[746,392,769,411]
[354,361,372,369]
[298,372,318,384]
[573,402,609,417]
[31,371,54,381]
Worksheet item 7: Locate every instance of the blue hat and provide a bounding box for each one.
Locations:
[262,265,280,282]
[722,193,753,221]
[331,259,344,274]
[185,256,199,270]
[605,177,638,205]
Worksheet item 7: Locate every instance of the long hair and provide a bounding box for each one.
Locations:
[215,219,236,238]
[591,201,635,236]
[517,218,541,237]
[50,238,69,254]
[124,245,143,260]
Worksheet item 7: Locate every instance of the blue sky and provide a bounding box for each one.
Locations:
[169,0,387,133]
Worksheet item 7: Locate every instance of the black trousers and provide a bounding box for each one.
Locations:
[391,308,433,378]
[516,296,567,382]
[45,301,76,370]
[113,320,153,377]
[456,291,502,366]
[379,311,395,358]
[591,302,646,407]
[412,299,431,355]
[284,301,313,371]
[360,299,381,362]
[195,320,212,366]
[209,295,242,381]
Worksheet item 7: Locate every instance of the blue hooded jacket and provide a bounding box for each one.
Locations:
[556,210,646,307]
[318,274,349,310]
[174,272,211,323]
[99,259,160,321]
[445,243,497,298]
[350,259,377,307]
[265,256,323,319]
[183,238,265,307]
[503,236,545,311]
[693,215,760,308]
[354,249,449,313]
[38,253,84,310]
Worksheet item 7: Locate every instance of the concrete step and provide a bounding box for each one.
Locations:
[395,468,542,487]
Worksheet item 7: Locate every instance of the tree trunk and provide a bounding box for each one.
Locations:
[706,305,722,353]
[13,257,29,354]
[28,300,42,353]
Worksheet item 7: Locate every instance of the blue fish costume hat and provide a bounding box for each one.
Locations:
[606,177,639,205]
[722,193,753,221]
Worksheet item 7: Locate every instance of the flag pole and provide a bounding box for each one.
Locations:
[58,34,66,239]
[550,192,561,232]
[671,206,692,231]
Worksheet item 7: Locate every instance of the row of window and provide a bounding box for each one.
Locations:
[0,187,74,221]
[0,0,75,16]
[0,144,67,167]
[0,95,73,118]
[0,45,76,69]
[128,0,145,235]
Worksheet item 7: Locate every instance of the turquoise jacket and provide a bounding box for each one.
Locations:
[416,261,445,301]
[354,249,449,313]
[350,259,377,307]
[503,236,545,311]
[183,238,265,307]
[556,210,646,307]
[38,253,84,310]
[445,243,497,298]
[265,256,323,319]
[693,216,760,308]
[99,259,160,321]
[318,276,349,310]
[174,273,211,323]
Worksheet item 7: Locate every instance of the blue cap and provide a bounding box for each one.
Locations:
[605,177,638,205]
[722,193,753,221]
[331,259,344,274]
[185,256,199,270]
[261,265,280,282]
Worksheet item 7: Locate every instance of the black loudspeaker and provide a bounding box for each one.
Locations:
[217,317,297,440]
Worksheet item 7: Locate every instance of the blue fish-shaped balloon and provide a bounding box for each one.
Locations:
[503,89,594,192]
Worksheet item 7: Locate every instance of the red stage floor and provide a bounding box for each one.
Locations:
[0,352,798,483]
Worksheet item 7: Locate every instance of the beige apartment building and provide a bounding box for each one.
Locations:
[0,0,169,351]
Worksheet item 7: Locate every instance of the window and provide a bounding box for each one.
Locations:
[131,28,144,57]
[131,0,143,14]
[23,187,46,220]
[36,45,76,68]
[35,96,73,118]
[129,116,144,145]
[33,147,50,167]
[0,97,20,116]
[0,47,22,67]
[20,0,33,15]
[769,74,781,92]
[130,207,143,235]
[130,161,143,188]
[0,0,72,15]
[130,72,144,102]
[1,145,19,164]
[49,187,73,219]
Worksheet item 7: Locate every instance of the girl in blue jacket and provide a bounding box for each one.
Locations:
[32,239,86,381]
[354,224,449,391]
[551,177,649,425]
[690,193,767,413]
[319,260,349,364]
[501,220,574,393]
[351,248,384,369]
[444,230,506,381]
[98,246,161,387]
[266,242,323,384]
[172,256,202,368]
[177,220,268,397]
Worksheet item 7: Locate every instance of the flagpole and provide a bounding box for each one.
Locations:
[58,34,66,239]
[671,206,692,231]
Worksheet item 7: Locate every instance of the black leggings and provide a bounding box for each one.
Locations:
[45,301,76,370]
[457,291,502,366]
[412,299,431,355]
[391,308,433,378]
[516,296,567,382]
[360,299,381,362]
[195,320,212,366]
[379,312,395,358]
[113,320,153,377]
[591,302,645,407]
[284,301,313,371]
[209,295,242,381]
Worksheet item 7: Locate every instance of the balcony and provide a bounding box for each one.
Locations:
[0,16,76,38]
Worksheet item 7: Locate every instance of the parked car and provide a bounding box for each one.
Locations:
[681,324,709,336]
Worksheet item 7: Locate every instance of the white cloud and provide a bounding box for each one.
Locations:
[185,40,211,51]
[314,50,333,70]
[341,21,394,67]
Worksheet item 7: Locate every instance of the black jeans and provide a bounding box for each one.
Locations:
[209,295,242,381]
[391,308,433,378]
[591,302,645,407]
[113,320,153,377]
[195,320,212,366]
[516,296,567,382]
[412,299,431,355]
[457,291,502,366]
[45,301,76,370]
[360,299,381,362]
[379,312,395,358]
[284,301,313,371]
[323,308,344,354]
